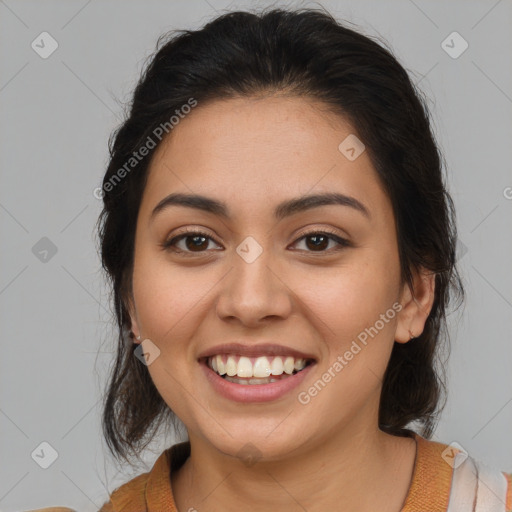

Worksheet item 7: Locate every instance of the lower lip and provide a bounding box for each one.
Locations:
[200,360,315,403]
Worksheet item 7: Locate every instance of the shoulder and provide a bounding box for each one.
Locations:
[24,509,76,512]
[401,434,459,510]
[98,444,182,512]
[455,460,512,512]
[506,473,512,512]
[409,433,512,512]
[435,438,512,512]
[98,466,153,511]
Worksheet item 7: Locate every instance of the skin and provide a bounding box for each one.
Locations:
[128,95,435,512]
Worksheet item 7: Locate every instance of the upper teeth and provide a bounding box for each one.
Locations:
[209,355,307,378]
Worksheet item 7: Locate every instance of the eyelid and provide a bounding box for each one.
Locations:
[166,224,349,242]
[290,228,352,252]
[292,225,349,243]
[160,227,222,253]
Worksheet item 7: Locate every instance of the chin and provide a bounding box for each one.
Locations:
[196,418,312,464]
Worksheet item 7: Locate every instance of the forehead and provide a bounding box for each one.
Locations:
[141,95,389,221]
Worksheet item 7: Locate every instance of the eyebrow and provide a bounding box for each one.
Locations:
[150,192,371,221]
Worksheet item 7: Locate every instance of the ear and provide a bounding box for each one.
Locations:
[395,266,436,344]
[126,293,141,344]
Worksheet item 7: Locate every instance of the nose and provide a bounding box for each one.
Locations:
[215,243,293,327]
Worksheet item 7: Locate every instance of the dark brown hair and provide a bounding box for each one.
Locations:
[96,6,465,465]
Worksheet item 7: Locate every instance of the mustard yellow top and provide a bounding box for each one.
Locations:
[29,433,512,512]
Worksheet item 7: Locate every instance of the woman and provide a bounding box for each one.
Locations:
[90,6,511,512]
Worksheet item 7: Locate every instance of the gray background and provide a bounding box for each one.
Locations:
[1,0,511,509]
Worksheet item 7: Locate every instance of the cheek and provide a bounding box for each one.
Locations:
[293,263,398,418]
[131,254,211,414]
[286,248,400,404]
[132,252,207,348]
[289,249,399,337]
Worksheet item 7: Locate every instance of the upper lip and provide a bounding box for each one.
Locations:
[197,343,317,361]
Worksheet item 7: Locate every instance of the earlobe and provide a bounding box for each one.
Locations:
[395,267,436,344]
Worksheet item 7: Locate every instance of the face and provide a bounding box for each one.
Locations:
[128,95,430,461]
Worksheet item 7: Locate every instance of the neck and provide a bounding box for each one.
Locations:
[172,415,417,512]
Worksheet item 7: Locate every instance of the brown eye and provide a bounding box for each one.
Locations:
[161,231,222,254]
[292,231,351,253]
[183,234,210,251]
[304,234,330,251]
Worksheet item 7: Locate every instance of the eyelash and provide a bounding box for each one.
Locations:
[160,228,351,256]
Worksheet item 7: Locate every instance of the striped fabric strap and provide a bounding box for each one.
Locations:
[447,452,508,512]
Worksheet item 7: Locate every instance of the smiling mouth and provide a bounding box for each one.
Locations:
[201,354,315,385]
